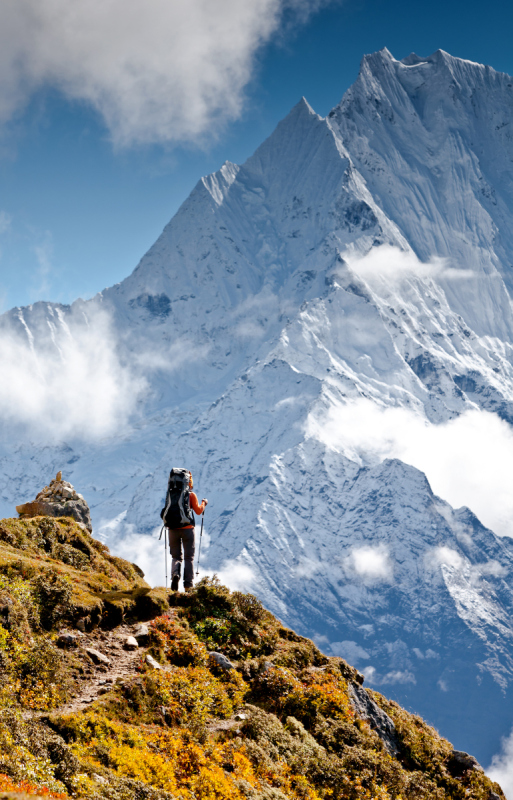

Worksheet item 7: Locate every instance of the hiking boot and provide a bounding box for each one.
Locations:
[184,584,193,592]
[171,575,180,592]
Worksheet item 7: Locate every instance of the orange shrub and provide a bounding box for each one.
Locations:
[253,664,353,728]
[149,615,208,666]
[148,665,247,726]
[0,772,68,798]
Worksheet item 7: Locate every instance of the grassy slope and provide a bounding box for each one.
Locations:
[0,515,503,800]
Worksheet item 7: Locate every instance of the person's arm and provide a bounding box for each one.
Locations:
[190,492,208,515]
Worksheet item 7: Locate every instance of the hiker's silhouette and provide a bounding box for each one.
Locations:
[160,468,207,591]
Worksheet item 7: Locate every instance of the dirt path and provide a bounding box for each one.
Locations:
[23,609,182,719]
[55,623,145,715]
[26,611,179,720]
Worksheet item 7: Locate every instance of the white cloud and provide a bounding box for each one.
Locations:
[307,399,513,538]
[360,665,416,686]
[99,512,173,587]
[347,245,473,284]
[0,0,328,147]
[346,544,393,582]
[109,530,165,588]
[330,640,370,663]
[0,305,146,440]
[426,546,465,571]
[361,665,376,683]
[216,560,257,592]
[348,246,446,282]
[380,670,416,685]
[487,727,513,800]
[479,560,508,577]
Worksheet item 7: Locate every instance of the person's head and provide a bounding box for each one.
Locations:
[189,472,193,489]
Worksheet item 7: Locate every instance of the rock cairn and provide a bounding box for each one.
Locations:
[16,471,92,532]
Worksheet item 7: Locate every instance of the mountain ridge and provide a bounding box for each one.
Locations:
[0,511,503,800]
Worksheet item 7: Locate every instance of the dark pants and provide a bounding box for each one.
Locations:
[168,527,195,587]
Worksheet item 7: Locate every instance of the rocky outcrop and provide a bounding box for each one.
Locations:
[16,472,92,532]
[447,750,484,777]
[348,681,400,756]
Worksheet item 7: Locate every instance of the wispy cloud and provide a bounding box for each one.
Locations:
[379,670,416,685]
[0,305,146,440]
[487,728,513,799]
[360,665,416,687]
[307,399,513,538]
[423,547,507,579]
[347,245,473,284]
[0,0,330,148]
[330,640,370,663]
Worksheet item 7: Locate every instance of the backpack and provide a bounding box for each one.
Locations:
[160,468,195,529]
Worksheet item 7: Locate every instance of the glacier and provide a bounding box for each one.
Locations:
[2,47,513,762]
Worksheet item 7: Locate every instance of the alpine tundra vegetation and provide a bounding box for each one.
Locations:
[0,513,504,800]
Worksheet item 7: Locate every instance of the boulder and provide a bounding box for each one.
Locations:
[134,623,150,645]
[86,648,111,666]
[145,654,161,670]
[124,636,139,651]
[447,750,483,777]
[208,651,235,671]
[57,632,79,648]
[16,472,92,532]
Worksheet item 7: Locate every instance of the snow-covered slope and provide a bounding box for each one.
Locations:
[2,48,513,762]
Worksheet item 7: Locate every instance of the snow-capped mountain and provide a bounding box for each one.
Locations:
[2,48,513,763]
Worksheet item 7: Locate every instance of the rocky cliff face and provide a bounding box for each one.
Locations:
[1,49,513,764]
[0,514,503,800]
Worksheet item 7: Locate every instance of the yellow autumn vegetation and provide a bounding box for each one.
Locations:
[0,515,503,800]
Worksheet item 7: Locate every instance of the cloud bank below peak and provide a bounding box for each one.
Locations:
[0,0,330,148]
[307,399,513,539]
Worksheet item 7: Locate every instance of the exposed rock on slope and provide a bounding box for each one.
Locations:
[16,472,92,533]
[0,514,504,799]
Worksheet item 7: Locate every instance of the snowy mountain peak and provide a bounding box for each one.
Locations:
[345,46,506,117]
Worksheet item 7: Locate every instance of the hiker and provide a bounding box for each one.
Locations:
[160,468,207,592]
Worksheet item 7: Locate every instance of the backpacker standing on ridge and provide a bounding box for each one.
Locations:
[160,468,208,592]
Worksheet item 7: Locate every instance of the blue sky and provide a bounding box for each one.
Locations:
[0,0,512,311]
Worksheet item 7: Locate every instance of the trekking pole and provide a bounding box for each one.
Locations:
[196,513,204,576]
[164,527,168,589]
[159,525,168,589]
